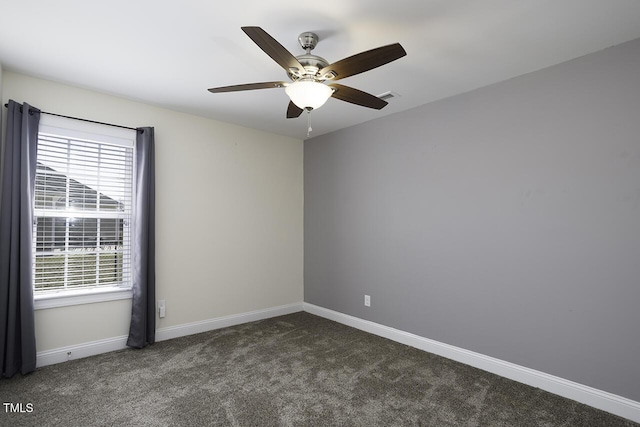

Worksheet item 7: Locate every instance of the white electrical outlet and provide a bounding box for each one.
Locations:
[364,295,371,307]
[158,300,166,318]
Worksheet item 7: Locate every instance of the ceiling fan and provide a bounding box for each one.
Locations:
[208,27,407,119]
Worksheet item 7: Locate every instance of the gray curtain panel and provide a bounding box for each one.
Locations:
[127,127,156,349]
[0,100,39,377]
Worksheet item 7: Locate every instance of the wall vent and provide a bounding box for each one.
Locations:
[377,91,400,101]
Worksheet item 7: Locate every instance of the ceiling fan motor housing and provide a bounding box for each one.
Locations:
[287,32,333,81]
[288,53,329,80]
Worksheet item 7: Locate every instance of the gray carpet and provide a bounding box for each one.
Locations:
[1,312,637,426]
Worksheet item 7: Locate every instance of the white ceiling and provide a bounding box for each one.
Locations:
[2,0,640,140]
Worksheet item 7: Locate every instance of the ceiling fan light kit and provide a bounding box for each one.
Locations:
[285,79,334,110]
[208,26,406,126]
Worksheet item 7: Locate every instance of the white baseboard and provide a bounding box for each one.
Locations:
[36,302,304,368]
[35,301,639,423]
[303,303,640,424]
[155,302,303,342]
[37,335,129,368]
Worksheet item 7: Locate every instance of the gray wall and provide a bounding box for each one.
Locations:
[304,38,640,401]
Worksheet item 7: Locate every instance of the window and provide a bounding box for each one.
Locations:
[33,115,135,306]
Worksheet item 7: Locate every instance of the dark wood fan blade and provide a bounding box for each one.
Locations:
[320,43,406,81]
[329,84,388,110]
[208,82,288,93]
[242,26,305,75]
[286,101,304,119]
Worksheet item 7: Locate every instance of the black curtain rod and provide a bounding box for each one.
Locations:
[4,103,142,133]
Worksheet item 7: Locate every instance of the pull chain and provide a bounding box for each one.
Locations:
[307,109,313,137]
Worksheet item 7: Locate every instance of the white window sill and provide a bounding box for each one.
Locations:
[34,287,133,310]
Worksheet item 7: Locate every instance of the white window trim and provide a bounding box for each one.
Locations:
[34,286,133,310]
[34,114,136,307]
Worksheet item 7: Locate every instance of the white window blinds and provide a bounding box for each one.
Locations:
[33,117,135,294]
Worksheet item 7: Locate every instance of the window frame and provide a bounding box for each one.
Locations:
[33,115,136,309]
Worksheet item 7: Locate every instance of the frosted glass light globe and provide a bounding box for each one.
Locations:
[285,80,333,110]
